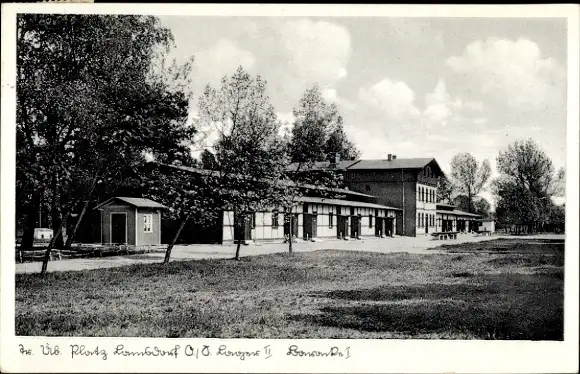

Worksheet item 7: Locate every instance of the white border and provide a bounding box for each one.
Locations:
[1,3,579,374]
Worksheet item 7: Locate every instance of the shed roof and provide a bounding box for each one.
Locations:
[95,197,168,210]
[298,196,402,211]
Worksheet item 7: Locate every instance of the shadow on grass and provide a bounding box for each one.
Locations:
[297,274,563,340]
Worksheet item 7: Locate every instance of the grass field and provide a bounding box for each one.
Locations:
[15,239,564,339]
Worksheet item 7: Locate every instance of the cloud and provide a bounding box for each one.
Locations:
[422,80,463,127]
[279,19,351,86]
[446,38,565,110]
[358,78,421,127]
[273,19,351,105]
[194,39,256,85]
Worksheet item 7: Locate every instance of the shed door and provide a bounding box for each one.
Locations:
[111,213,127,243]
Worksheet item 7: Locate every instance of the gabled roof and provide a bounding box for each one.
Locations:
[347,158,437,171]
[95,197,168,210]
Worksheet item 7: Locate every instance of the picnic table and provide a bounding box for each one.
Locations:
[431,231,459,240]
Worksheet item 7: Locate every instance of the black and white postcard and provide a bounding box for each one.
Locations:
[1,3,578,373]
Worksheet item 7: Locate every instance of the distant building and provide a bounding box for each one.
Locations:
[95,197,167,246]
[477,218,496,233]
[33,228,53,241]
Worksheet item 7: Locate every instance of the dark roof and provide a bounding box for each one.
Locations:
[347,158,437,170]
[95,197,168,210]
[298,196,401,211]
[155,162,376,199]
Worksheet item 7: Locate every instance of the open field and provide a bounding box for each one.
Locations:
[15,239,564,339]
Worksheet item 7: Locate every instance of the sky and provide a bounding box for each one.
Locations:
[157,16,568,205]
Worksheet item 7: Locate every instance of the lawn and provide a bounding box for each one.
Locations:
[15,239,564,340]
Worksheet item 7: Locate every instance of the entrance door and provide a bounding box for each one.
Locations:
[284,214,299,239]
[111,213,127,243]
[311,214,318,238]
[303,214,312,240]
[375,217,382,237]
[425,218,429,234]
[350,215,360,238]
[337,215,349,239]
[234,215,252,242]
[386,218,394,236]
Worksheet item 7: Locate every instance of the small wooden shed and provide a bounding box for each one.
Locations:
[95,197,167,246]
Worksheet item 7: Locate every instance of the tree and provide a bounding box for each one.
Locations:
[436,174,455,203]
[17,14,194,273]
[288,85,360,163]
[198,67,288,260]
[449,153,491,212]
[454,195,490,217]
[200,149,218,170]
[323,123,361,162]
[144,162,218,264]
[493,139,564,233]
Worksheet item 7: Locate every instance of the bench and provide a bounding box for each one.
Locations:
[431,232,459,240]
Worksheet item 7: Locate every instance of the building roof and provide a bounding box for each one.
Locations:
[95,197,168,210]
[298,196,402,211]
[347,158,438,171]
[435,209,481,218]
[155,162,376,199]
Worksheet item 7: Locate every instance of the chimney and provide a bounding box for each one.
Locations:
[387,154,392,161]
[392,155,397,160]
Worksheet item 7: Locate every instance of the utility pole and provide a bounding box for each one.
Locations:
[401,168,405,236]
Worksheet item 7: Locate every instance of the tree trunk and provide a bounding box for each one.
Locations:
[20,190,42,250]
[63,176,99,251]
[164,216,189,265]
[235,239,242,261]
[40,220,66,275]
[51,175,64,249]
[288,216,293,255]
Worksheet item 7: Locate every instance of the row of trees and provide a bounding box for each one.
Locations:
[16,15,359,273]
[436,142,565,233]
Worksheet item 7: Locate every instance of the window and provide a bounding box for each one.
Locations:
[272,211,279,228]
[365,185,371,192]
[422,188,425,202]
[143,214,153,233]
[250,213,256,228]
[329,212,334,228]
[369,214,373,228]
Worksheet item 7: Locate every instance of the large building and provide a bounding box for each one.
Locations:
[290,154,483,237]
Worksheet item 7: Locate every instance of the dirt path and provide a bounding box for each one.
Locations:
[14,234,564,274]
